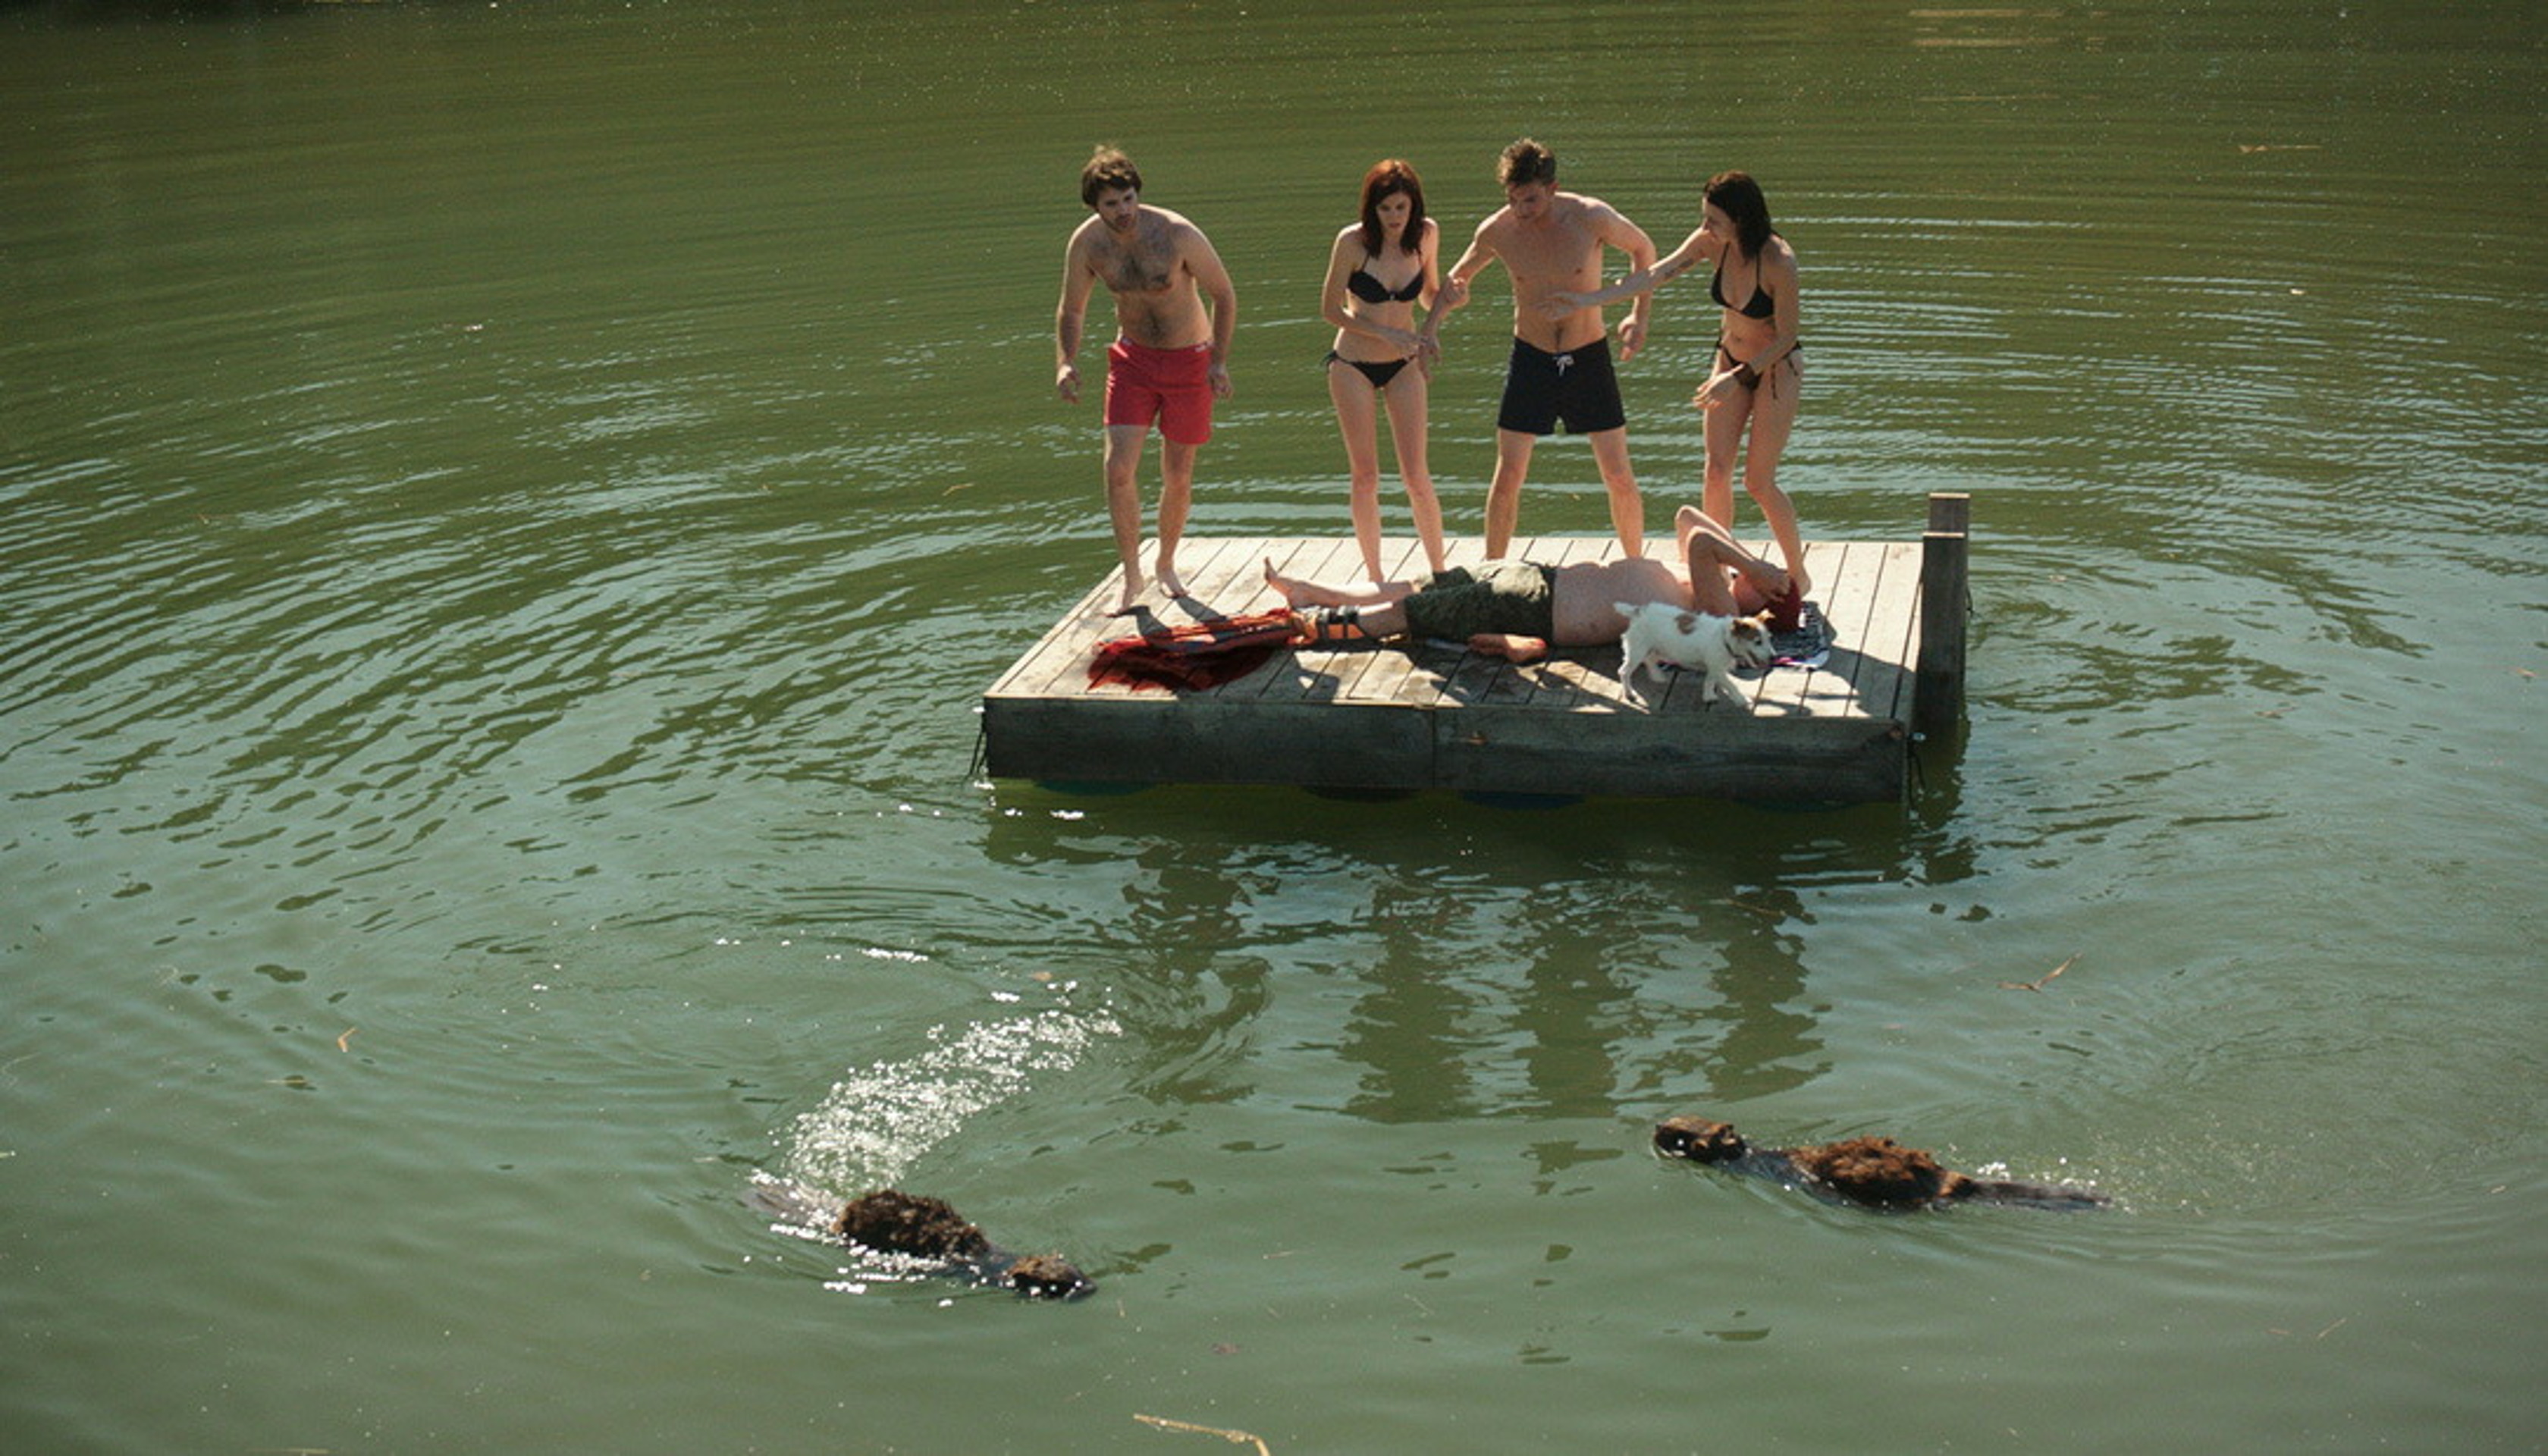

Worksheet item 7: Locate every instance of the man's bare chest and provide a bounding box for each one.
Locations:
[1094,234,1181,296]
[1497,222,1597,281]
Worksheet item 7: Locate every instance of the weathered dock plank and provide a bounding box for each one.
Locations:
[982,508,1963,803]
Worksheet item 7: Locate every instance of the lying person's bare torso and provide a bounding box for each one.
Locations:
[1547,557,1690,644]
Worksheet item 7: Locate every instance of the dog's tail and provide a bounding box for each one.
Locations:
[1613,601,1641,619]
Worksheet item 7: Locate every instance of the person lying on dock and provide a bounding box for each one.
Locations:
[1264,504,1803,664]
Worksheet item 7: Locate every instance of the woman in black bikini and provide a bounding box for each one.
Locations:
[1321,158,1448,581]
[1545,171,1808,596]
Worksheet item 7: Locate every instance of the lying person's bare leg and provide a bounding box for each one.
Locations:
[1262,557,1419,642]
[1262,557,1423,610]
[1467,632,1547,663]
[1264,558,1555,657]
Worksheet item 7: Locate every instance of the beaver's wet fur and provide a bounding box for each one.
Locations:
[999,1252,1094,1301]
[764,1185,1093,1299]
[1654,1116,2110,1211]
[833,1190,993,1260]
[1790,1136,1972,1207]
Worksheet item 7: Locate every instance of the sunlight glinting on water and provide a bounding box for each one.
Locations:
[780,1006,1123,1194]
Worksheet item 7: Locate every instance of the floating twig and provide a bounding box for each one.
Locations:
[1134,1414,1272,1454]
[1998,955,2077,993]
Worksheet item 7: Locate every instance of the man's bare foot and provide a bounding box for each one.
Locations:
[1262,556,1314,607]
[1469,632,1547,664]
[1109,571,1146,617]
[1156,560,1188,600]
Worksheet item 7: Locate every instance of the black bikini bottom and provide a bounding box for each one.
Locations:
[1716,338,1800,397]
[1326,351,1410,391]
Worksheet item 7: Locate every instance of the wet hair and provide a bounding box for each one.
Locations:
[1357,158,1428,259]
[1655,1116,1747,1163]
[1004,1253,1094,1300]
[1792,1137,1973,1208]
[1081,146,1142,208]
[833,1189,992,1259]
[1703,170,1776,259]
[1498,137,1558,189]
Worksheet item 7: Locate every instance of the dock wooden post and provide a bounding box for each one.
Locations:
[1915,492,1970,739]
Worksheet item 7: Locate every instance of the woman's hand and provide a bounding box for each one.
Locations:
[1692,368,1740,411]
[1613,314,1648,362]
[1536,290,1587,321]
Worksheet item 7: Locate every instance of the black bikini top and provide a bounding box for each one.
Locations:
[1709,253,1776,320]
[1347,264,1424,304]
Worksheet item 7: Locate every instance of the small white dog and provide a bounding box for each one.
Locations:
[1615,601,1775,708]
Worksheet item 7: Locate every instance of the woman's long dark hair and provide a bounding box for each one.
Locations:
[1357,158,1428,259]
[1704,170,1775,259]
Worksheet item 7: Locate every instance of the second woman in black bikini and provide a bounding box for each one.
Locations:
[1321,158,1448,580]
[1545,170,1809,598]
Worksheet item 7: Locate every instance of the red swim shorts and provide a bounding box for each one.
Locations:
[1103,337,1215,445]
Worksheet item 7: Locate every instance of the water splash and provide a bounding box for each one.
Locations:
[777,1006,1121,1195]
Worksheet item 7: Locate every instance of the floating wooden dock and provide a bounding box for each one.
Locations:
[982,494,1969,804]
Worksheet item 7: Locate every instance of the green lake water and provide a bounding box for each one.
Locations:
[4,2,2543,1450]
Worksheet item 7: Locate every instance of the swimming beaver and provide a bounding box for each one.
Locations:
[1653,1117,2110,1211]
[754,1181,1096,1298]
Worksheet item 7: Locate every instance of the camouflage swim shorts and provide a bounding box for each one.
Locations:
[1399,560,1558,641]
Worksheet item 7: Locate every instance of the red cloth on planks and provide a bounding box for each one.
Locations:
[1086,609,1304,692]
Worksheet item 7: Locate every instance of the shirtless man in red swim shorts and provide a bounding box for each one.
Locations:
[1055,146,1238,615]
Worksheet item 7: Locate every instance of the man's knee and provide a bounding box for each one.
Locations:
[1589,431,1636,479]
[1492,435,1534,485]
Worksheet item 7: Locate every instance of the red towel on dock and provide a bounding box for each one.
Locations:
[1087,610,1303,692]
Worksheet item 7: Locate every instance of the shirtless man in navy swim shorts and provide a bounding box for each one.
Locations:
[1056,146,1238,615]
[1426,139,1658,562]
